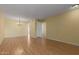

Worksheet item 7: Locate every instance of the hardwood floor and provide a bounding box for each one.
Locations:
[0,37,79,55]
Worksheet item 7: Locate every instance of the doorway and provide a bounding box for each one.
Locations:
[36,21,46,38]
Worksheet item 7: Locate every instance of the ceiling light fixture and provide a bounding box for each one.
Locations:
[71,4,79,9]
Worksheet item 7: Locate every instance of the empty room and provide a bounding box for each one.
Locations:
[0,4,79,55]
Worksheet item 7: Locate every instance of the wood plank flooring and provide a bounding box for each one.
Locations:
[0,37,79,55]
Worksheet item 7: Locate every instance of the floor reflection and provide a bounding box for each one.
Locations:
[14,47,24,55]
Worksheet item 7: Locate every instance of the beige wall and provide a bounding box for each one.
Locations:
[4,18,28,38]
[46,8,79,46]
[30,19,36,38]
[0,12,4,44]
[4,17,36,38]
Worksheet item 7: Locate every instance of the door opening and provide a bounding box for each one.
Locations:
[36,21,46,38]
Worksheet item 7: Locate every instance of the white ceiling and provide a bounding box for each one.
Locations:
[0,4,72,20]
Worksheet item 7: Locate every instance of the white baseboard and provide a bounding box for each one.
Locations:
[4,36,27,38]
[48,38,79,46]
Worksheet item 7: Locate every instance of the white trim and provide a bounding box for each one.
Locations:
[48,38,79,46]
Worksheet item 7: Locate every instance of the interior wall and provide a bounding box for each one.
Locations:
[4,18,28,38]
[0,12,4,44]
[30,19,36,38]
[46,8,79,46]
[4,17,36,38]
